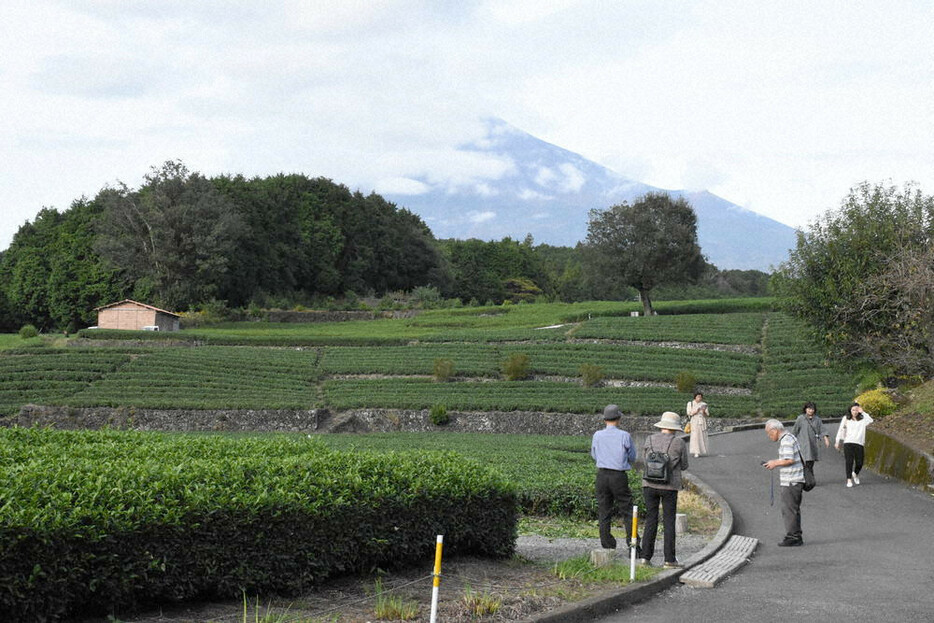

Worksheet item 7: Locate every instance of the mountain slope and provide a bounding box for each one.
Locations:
[382,118,797,271]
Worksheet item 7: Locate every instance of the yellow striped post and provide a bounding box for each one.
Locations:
[631,505,639,548]
[630,504,639,580]
[429,535,444,623]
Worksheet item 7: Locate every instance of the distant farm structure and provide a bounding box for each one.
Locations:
[94,300,180,332]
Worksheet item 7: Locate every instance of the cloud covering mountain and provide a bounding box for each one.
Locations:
[382,119,797,271]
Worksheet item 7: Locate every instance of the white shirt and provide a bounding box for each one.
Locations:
[835,413,874,446]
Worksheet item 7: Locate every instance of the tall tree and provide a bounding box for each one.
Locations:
[0,200,123,330]
[95,161,245,311]
[583,193,705,314]
[773,181,934,376]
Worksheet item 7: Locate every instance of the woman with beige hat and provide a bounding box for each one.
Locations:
[639,411,689,568]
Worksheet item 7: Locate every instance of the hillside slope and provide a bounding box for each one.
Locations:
[874,380,934,455]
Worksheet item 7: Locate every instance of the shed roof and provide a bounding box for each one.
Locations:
[94,299,181,317]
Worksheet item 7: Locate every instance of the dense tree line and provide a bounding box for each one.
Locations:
[0,163,770,331]
[0,162,447,330]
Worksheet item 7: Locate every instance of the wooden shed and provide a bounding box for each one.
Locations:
[94,300,180,332]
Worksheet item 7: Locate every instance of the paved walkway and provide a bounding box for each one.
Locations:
[599,424,934,622]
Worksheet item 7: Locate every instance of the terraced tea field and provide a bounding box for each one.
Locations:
[0,300,856,419]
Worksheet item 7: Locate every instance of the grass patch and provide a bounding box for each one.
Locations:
[678,488,721,535]
[372,579,419,620]
[460,585,502,617]
[519,516,601,539]
[553,554,662,583]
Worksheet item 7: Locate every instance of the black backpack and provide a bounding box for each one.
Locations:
[644,436,676,484]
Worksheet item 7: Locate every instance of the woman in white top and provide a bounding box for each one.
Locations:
[686,392,709,458]
[835,402,874,487]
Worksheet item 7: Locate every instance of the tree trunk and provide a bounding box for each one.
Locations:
[639,288,654,316]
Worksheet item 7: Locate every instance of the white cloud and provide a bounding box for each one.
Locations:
[1,0,933,248]
[557,163,586,192]
[374,177,429,195]
[467,210,496,224]
[518,189,553,201]
[534,166,556,187]
[474,183,497,197]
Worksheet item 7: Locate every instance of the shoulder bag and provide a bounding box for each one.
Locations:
[795,444,816,491]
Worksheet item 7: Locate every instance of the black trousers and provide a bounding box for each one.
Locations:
[843,443,864,478]
[781,483,804,541]
[640,486,678,563]
[596,468,633,549]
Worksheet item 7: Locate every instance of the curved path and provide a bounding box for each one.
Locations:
[600,424,934,622]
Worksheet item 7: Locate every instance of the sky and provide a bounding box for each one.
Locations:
[2,0,933,251]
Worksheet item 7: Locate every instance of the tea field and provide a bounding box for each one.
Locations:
[0,299,857,419]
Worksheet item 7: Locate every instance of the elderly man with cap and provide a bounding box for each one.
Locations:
[639,411,689,568]
[591,404,637,551]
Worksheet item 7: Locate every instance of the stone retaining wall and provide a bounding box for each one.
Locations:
[13,405,325,433]
[865,428,934,488]
[10,405,752,436]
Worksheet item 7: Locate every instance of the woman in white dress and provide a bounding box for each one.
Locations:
[686,392,709,458]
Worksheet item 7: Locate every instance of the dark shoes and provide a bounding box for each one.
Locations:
[663,561,684,569]
[777,537,804,547]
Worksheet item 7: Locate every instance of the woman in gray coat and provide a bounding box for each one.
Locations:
[791,401,830,471]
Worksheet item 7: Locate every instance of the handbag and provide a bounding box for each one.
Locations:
[644,436,676,484]
[684,421,692,434]
[796,445,816,492]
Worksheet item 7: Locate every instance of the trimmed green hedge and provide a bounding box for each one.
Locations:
[0,428,516,622]
[76,328,408,347]
[560,297,775,322]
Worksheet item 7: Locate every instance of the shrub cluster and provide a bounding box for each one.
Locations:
[432,358,455,382]
[501,353,531,381]
[579,363,605,387]
[674,371,697,394]
[855,389,897,418]
[0,428,516,622]
[429,403,450,425]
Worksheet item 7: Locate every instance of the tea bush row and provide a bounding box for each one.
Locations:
[316,432,643,518]
[61,347,318,410]
[0,352,131,415]
[322,378,758,417]
[318,343,758,386]
[572,313,767,345]
[0,428,516,622]
[559,297,775,322]
[755,314,855,417]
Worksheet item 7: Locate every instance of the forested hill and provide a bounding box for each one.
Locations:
[0,162,770,332]
[0,163,445,331]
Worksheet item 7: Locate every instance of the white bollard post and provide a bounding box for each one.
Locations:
[429,535,443,623]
